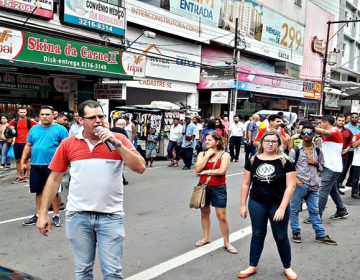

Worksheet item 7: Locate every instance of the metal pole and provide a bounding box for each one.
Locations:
[320,21,331,115]
[230,18,239,120]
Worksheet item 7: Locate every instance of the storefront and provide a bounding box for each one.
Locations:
[0,25,133,115]
[101,26,201,111]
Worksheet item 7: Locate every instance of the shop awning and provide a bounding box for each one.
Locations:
[0,59,133,80]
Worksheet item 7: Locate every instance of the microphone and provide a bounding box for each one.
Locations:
[95,126,115,152]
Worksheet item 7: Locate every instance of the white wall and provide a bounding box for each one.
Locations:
[262,0,307,25]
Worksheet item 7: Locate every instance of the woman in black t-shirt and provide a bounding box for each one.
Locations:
[237,131,297,280]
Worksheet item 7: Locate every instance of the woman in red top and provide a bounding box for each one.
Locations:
[194,132,238,254]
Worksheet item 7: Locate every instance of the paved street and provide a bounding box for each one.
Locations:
[0,156,360,280]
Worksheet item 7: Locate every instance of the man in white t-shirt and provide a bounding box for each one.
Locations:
[167,117,183,167]
[228,116,245,162]
[315,115,349,219]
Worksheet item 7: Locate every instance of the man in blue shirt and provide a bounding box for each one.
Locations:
[181,116,197,170]
[21,105,69,226]
[343,113,360,186]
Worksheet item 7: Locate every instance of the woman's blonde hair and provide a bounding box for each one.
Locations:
[257,131,290,164]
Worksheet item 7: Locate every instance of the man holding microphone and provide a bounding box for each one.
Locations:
[36,100,145,280]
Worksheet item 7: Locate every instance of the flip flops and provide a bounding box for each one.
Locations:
[225,245,239,254]
[195,240,211,247]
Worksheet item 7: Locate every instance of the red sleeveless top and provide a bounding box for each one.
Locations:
[199,157,226,187]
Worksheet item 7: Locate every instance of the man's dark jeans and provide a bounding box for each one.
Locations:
[341,150,354,186]
[351,166,360,195]
[181,147,193,168]
[229,136,242,161]
[248,199,291,268]
[245,144,256,162]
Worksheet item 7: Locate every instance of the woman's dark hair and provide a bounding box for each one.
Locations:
[206,132,224,150]
[78,100,103,117]
[206,119,216,130]
[215,118,225,134]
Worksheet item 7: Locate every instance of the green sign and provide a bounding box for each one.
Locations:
[0,73,52,91]
[1,27,128,78]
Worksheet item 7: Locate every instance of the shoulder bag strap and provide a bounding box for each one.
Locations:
[204,152,223,186]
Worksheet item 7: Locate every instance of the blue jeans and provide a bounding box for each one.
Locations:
[290,186,325,238]
[248,199,291,268]
[319,167,346,216]
[167,140,181,160]
[65,212,125,280]
[0,142,11,165]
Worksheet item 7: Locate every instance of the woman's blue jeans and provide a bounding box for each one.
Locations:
[0,142,11,165]
[65,212,125,280]
[248,198,291,268]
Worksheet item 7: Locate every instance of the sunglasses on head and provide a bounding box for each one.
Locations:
[300,131,314,136]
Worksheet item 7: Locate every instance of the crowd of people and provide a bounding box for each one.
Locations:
[1,105,360,280]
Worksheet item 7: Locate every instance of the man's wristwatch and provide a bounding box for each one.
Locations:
[114,140,122,148]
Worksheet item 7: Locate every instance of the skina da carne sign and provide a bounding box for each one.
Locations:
[0,27,126,76]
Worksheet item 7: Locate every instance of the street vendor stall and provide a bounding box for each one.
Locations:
[110,101,199,157]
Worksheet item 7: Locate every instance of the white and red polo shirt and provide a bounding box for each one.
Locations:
[322,127,343,172]
[49,131,138,215]
[351,134,360,167]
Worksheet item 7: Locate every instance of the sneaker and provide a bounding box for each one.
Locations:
[23,215,37,226]
[338,189,345,195]
[5,164,10,168]
[351,194,360,199]
[52,215,62,227]
[316,235,337,245]
[303,217,311,224]
[330,209,349,220]
[338,184,345,189]
[292,233,302,243]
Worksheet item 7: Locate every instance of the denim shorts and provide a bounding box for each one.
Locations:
[203,184,227,208]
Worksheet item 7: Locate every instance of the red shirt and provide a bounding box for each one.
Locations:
[340,128,353,159]
[199,158,226,186]
[254,127,286,142]
[9,118,37,143]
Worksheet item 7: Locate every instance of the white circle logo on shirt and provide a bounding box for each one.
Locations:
[256,163,275,177]
[255,163,276,183]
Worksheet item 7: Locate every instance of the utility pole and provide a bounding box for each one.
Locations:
[230,18,239,120]
[320,19,360,115]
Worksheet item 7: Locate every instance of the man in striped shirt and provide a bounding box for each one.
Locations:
[315,115,349,220]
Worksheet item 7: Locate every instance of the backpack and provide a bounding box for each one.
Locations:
[14,117,31,137]
[293,146,320,166]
